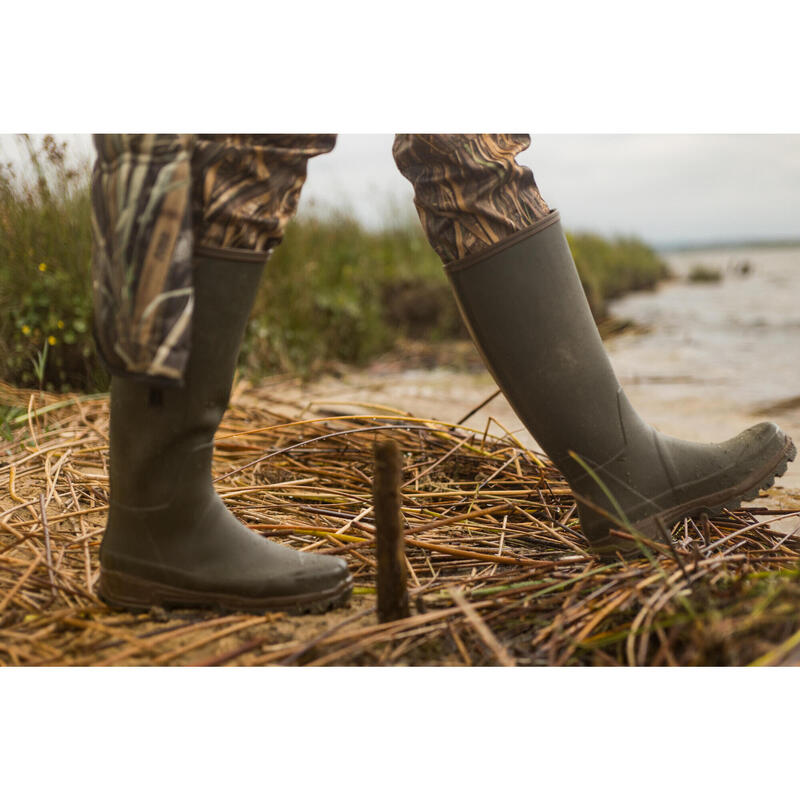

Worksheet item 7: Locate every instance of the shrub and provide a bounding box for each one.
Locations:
[688,263,723,283]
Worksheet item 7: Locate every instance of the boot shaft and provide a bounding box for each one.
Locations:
[109,255,265,509]
[445,212,637,482]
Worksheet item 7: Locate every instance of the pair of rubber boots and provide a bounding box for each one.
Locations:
[98,212,796,613]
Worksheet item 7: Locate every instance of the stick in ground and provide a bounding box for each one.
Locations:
[372,438,410,622]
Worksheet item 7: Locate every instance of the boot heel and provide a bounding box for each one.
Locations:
[97,568,175,612]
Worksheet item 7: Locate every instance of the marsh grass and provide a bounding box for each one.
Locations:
[1,136,669,391]
[241,212,461,376]
[567,231,670,317]
[0,136,100,393]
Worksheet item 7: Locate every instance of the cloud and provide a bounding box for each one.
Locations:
[524,135,800,244]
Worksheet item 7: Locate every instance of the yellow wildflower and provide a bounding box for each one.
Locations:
[38,262,47,272]
[21,324,31,335]
[57,320,65,329]
[48,335,57,346]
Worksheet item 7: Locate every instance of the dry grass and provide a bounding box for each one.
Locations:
[1,380,800,667]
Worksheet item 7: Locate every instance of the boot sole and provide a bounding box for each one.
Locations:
[97,569,354,616]
[591,432,797,558]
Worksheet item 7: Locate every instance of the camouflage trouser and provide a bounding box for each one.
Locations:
[392,134,550,263]
[91,134,550,383]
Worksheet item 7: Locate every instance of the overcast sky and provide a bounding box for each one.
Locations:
[2,134,798,247]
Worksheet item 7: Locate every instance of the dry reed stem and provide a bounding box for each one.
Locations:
[449,588,515,666]
[1,379,799,666]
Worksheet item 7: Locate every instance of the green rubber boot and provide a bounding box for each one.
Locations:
[98,255,352,612]
[446,212,796,557]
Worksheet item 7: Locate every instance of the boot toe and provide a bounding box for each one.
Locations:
[287,552,350,594]
[659,421,795,528]
[722,421,794,487]
[727,421,783,458]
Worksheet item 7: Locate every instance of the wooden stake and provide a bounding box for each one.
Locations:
[372,438,409,623]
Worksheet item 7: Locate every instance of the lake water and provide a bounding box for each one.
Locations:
[609,246,800,411]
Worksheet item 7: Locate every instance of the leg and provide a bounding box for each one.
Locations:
[394,134,796,556]
[392,133,551,263]
[191,134,337,254]
[95,134,353,612]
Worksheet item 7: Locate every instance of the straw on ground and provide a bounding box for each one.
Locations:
[1,380,799,666]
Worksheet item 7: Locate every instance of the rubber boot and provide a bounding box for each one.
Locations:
[446,212,796,557]
[98,255,352,612]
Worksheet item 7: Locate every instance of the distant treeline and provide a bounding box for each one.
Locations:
[659,239,800,253]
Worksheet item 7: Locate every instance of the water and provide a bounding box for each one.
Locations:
[608,246,800,410]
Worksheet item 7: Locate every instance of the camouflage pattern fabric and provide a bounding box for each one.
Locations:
[92,133,548,383]
[92,134,195,382]
[191,134,337,254]
[392,134,550,264]
[91,134,334,382]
